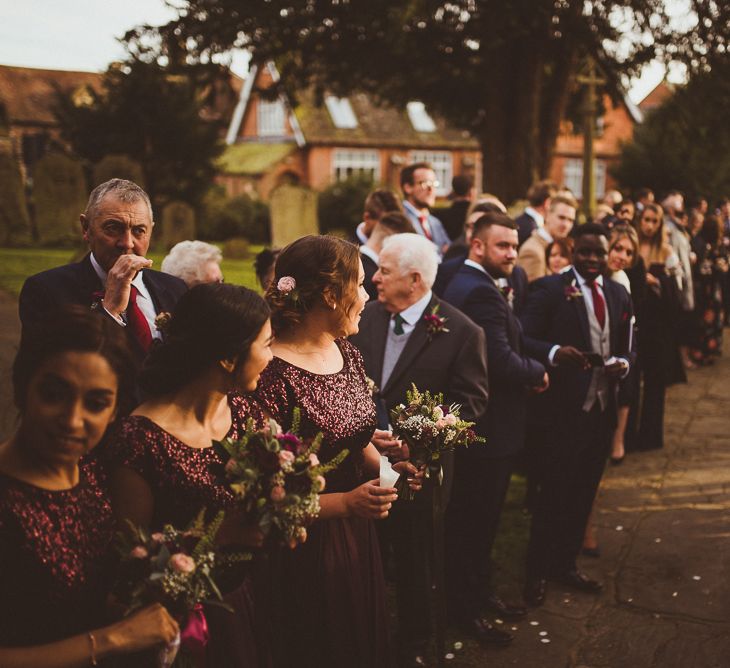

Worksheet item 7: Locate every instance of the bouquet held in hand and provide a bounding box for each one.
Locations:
[390,384,484,500]
[216,408,348,547]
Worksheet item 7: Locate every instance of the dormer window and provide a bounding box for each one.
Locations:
[325,95,358,129]
[407,101,436,133]
[257,98,286,136]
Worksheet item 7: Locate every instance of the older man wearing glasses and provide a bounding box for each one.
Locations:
[400,162,452,257]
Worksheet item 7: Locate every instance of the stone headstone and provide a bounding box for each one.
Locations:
[33,152,87,244]
[93,154,145,189]
[159,201,196,251]
[0,140,31,245]
[269,183,319,248]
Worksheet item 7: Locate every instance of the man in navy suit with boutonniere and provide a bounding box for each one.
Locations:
[519,222,634,607]
[443,212,548,639]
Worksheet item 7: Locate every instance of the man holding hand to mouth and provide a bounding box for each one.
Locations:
[20,178,187,365]
[519,223,634,607]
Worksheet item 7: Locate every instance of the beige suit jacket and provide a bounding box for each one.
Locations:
[517,232,549,282]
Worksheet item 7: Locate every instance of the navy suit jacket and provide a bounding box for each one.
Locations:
[19,254,187,361]
[444,264,545,457]
[515,211,538,247]
[520,268,634,439]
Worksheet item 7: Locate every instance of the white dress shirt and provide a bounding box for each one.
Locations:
[391,290,433,335]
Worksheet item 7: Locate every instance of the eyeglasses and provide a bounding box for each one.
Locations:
[416,180,440,190]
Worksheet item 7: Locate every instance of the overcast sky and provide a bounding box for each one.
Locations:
[0,0,682,104]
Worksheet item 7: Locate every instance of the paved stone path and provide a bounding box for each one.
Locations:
[0,291,728,666]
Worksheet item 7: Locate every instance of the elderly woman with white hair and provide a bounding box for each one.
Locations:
[161,240,223,287]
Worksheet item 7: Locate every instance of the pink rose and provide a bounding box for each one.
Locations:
[444,413,457,426]
[435,418,447,429]
[271,486,286,502]
[279,450,295,466]
[225,459,237,473]
[151,533,165,543]
[297,527,308,543]
[277,276,296,293]
[315,475,326,491]
[130,546,148,559]
[169,553,196,574]
[309,453,320,467]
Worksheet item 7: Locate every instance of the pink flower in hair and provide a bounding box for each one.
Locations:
[277,276,297,294]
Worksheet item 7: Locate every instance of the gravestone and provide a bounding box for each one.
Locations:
[159,201,196,251]
[269,183,319,248]
[33,152,87,245]
[93,154,145,188]
[0,140,31,245]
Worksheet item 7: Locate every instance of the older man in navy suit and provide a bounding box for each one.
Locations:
[443,212,548,640]
[520,223,634,606]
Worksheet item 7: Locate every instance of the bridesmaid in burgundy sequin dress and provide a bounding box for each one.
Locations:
[253,236,417,668]
[0,307,179,666]
[105,283,273,668]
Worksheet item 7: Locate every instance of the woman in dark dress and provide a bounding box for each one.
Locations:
[253,235,416,668]
[0,306,178,667]
[105,283,273,667]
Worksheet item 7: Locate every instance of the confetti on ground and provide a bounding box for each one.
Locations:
[445,653,455,660]
[616,525,624,531]
[655,538,662,543]
[628,598,634,602]
[539,631,548,637]
[672,592,678,597]
[511,627,518,631]
[541,638,551,644]
[495,618,503,624]
[563,598,571,603]
[530,621,540,626]
[453,642,463,651]
[693,575,702,581]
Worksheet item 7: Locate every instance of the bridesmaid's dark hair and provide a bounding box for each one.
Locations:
[140,283,270,397]
[265,235,360,336]
[13,305,135,411]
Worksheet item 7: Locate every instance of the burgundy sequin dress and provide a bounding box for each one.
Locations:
[253,338,392,668]
[104,392,269,668]
[0,457,116,648]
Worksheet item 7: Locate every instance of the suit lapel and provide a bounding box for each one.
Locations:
[79,254,104,299]
[368,304,390,389]
[382,296,437,395]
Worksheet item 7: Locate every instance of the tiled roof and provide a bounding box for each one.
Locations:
[293,89,479,149]
[217,142,296,175]
[0,64,102,126]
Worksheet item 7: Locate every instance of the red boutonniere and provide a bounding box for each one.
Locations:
[499,285,514,306]
[90,290,105,310]
[564,282,583,301]
[423,305,449,341]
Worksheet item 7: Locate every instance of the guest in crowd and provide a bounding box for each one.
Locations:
[351,233,489,663]
[19,179,187,365]
[254,235,417,668]
[515,180,557,247]
[635,187,655,213]
[545,238,573,275]
[161,240,224,287]
[517,194,577,282]
[105,283,274,667]
[444,213,548,642]
[628,204,685,452]
[354,189,403,245]
[436,174,476,241]
[254,248,280,291]
[359,211,414,300]
[0,306,179,666]
[401,163,451,256]
[521,223,633,607]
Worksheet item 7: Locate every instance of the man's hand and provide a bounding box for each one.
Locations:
[530,372,550,394]
[554,346,590,370]
[604,359,628,379]
[371,429,405,460]
[103,254,153,316]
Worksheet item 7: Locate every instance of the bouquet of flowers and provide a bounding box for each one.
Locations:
[390,384,484,500]
[114,511,232,667]
[215,408,348,547]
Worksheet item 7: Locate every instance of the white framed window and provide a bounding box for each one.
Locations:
[563,158,607,199]
[325,95,358,129]
[407,101,437,133]
[409,151,452,197]
[257,98,286,136]
[332,149,380,182]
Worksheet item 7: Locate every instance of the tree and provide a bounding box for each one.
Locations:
[614,62,730,205]
[136,0,730,202]
[54,58,223,211]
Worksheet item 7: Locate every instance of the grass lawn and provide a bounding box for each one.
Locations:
[0,246,263,297]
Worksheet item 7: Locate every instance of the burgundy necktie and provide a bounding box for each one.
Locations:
[127,285,153,352]
[589,281,606,330]
[418,214,433,241]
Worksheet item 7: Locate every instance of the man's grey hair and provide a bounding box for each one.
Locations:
[84,178,153,221]
[381,233,438,289]
[161,240,222,287]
